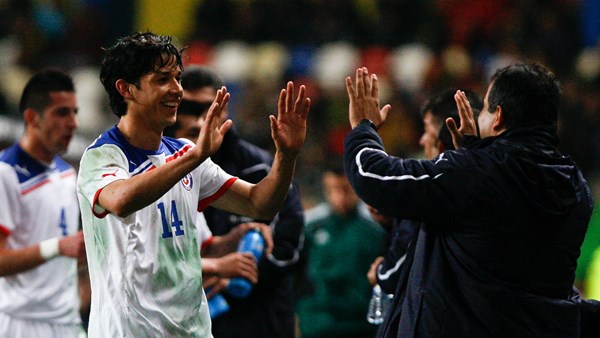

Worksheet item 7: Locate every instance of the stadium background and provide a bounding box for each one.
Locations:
[0,0,598,295]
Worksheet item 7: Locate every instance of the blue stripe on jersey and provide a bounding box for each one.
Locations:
[0,143,74,184]
[86,126,191,173]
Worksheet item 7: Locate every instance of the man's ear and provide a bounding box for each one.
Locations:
[492,105,506,133]
[23,108,40,128]
[115,79,133,99]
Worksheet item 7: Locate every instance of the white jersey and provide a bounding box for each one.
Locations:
[77,126,235,338]
[0,144,81,325]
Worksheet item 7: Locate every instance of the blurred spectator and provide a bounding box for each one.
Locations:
[0,0,597,209]
[296,165,386,338]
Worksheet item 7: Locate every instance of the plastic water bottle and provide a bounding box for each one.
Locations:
[207,290,229,319]
[226,229,265,298]
[366,285,384,324]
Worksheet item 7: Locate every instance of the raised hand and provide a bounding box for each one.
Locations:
[447,90,478,149]
[194,86,233,160]
[270,81,311,157]
[346,67,391,129]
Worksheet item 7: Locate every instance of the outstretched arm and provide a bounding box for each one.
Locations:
[211,81,311,219]
[97,88,231,217]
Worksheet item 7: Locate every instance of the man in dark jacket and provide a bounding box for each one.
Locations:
[180,66,305,338]
[367,88,483,296]
[343,64,594,337]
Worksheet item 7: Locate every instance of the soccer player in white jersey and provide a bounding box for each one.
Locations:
[0,69,86,337]
[77,32,310,337]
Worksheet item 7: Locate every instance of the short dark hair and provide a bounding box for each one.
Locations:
[181,65,223,92]
[488,63,560,131]
[419,88,483,150]
[100,32,184,117]
[19,69,75,115]
[420,88,483,127]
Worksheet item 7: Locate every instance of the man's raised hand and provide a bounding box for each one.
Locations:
[447,90,478,149]
[195,86,232,160]
[270,81,311,157]
[346,67,391,129]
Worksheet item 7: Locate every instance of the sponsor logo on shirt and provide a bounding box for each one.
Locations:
[102,169,119,178]
[181,174,193,191]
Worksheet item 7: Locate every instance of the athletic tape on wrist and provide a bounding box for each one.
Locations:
[40,237,60,260]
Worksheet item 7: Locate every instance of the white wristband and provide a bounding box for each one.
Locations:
[40,237,60,260]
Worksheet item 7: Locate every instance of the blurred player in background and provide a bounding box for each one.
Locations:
[0,69,86,338]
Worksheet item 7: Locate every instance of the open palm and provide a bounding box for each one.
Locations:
[270,81,311,157]
[195,87,232,160]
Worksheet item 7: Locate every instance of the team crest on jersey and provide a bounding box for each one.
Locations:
[181,174,193,191]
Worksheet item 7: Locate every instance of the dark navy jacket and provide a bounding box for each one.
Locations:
[377,218,420,295]
[344,124,593,337]
[204,128,304,338]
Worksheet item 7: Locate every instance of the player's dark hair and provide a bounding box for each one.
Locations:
[487,63,560,131]
[100,32,184,117]
[181,66,223,92]
[420,88,483,124]
[19,69,74,115]
[420,88,483,151]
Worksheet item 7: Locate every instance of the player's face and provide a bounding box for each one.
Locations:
[419,111,441,160]
[322,172,359,216]
[183,86,226,127]
[35,91,78,159]
[174,114,202,143]
[131,57,183,130]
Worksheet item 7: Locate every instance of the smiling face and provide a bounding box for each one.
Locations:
[28,91,78,162]
[126,57,183,131]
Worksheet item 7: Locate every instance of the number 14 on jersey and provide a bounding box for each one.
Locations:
[157,200,185,238]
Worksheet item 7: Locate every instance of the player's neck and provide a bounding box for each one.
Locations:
[117,116,163,151]
[19,136,53,165]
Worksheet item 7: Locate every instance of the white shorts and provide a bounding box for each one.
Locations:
[0,312,85,338]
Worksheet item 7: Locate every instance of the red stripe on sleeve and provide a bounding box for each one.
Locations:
[0,224,11,237]
[197,177,238,212]
[201,236,215,250]
[92,188,110,218]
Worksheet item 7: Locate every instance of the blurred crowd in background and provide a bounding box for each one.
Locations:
[0,0,599,290]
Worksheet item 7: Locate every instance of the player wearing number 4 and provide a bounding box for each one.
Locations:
[76,32,310,337]
[0,69,86,337]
